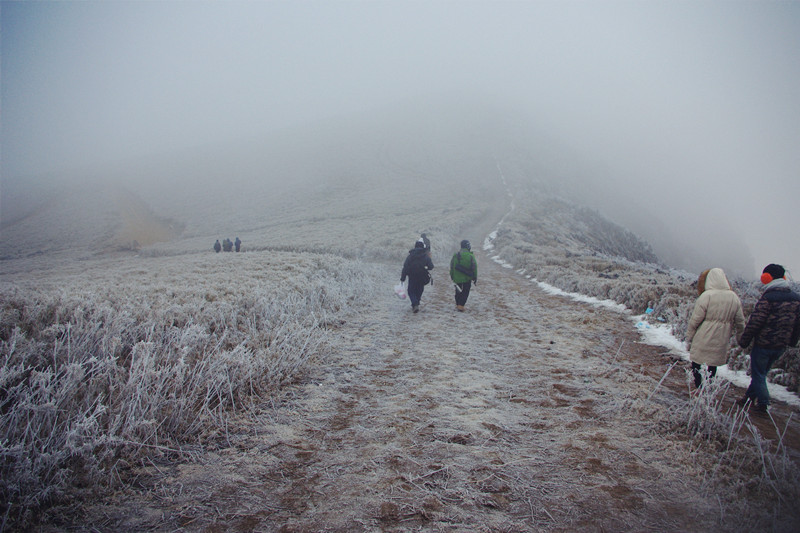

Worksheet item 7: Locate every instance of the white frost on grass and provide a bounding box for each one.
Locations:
[0,248,383,517]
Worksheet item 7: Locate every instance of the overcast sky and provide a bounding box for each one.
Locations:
[2,0,799,277]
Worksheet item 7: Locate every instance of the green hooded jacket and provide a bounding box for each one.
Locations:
[450,248,477,284]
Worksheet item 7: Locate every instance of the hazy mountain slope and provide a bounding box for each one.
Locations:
[3,104,799,530]
[1,97,757,274]
[2,99,517,265]
[0,182,183,261]
[5,104,792,394]
[4,184,798,531]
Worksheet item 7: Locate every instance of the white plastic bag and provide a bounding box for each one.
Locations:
[394,282,407,299]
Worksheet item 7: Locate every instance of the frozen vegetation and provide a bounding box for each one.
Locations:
[0,251,381,526]
[2,105,799,530]
[489,179,800,393]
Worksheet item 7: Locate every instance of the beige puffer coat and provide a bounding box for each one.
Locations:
[686,268,745,366]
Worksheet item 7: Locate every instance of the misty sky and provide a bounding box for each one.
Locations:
[2,0,799,277]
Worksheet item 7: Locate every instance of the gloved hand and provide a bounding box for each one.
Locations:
[473,280,477,286]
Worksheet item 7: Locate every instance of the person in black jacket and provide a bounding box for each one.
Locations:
[401,240,434,313]
[738,263,800,412]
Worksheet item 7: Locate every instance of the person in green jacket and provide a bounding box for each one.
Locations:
[450,239,477,312]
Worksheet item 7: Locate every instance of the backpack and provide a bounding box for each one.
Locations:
[452,251,476,279]
[406,252,431,284]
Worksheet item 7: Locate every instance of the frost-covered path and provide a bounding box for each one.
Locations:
[105,247,762,532]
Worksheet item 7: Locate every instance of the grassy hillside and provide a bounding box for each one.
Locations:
[1,100,798,529]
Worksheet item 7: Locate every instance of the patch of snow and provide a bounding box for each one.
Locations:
[534,279,629,313]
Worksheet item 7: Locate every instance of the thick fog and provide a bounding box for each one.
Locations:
[2,1,799,278]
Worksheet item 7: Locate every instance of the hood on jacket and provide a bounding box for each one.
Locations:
[704,268,731,291]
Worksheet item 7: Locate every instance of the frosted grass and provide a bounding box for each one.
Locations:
[0,249,383,528]
[486,182,800,395]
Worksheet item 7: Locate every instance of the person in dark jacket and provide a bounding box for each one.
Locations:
[235,237,242,252]
[401,240,434,313]
[738,263,800,412]
[213,239,222,253]
[450,239,477,312]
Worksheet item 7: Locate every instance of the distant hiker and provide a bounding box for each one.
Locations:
[223,238,233,252]
[235,237,241,252]
[450,239,478,312]
[737,264,800,412]
[420,233,431,256]
[401,240,434,313]
[214,239,222,253]
[685,268,744,391]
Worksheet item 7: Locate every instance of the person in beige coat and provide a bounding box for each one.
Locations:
[686,268,745,390]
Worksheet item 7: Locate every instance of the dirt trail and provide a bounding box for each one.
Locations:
[82,240,800,532]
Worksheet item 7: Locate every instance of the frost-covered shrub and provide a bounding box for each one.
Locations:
[0,250,380,529]
[634,374,800,531]
[491,187,800,397]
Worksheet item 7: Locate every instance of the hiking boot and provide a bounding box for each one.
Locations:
[456,305,465,312]
[754,403,769,414]
[412,305,419,313]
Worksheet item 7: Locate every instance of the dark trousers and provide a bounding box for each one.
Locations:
[691,362,717,388]
[746,346,784,406]
[455,281,471,306]
[407,278,426,307]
